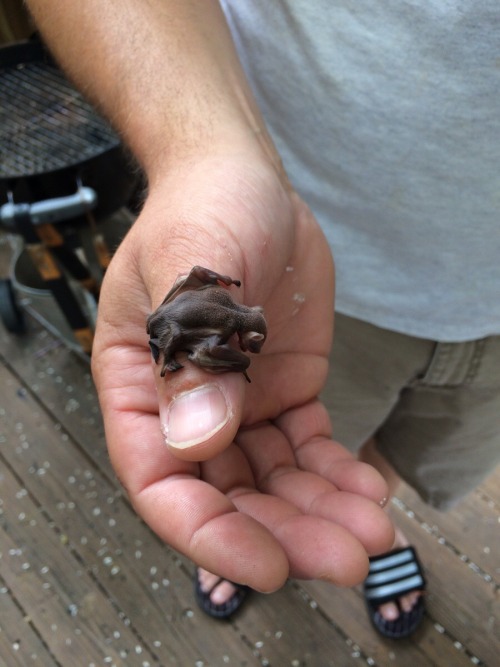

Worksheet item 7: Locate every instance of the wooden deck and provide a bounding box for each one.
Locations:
[0,229,498,667]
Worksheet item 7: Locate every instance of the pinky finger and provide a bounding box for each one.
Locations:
[233,492,370,586]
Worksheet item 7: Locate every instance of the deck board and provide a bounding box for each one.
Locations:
[0,231,498,666]
[396,483,498,578]
[0,576,57,667]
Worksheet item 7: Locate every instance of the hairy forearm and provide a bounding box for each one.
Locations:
[26,0,276,182]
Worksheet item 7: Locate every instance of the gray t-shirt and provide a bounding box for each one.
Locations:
[221,0,500,341]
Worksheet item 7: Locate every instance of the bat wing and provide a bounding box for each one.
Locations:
[161,266,240,305]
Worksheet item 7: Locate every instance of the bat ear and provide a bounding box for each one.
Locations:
[240,330,265,353]
[247,331,265,342]
[149,338,161,363]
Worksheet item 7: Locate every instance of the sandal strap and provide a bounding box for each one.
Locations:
[364,546,426,605]
[204,576,225,596]
[194,571,249,619]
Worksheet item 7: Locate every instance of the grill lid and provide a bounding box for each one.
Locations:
[0,51,120,179]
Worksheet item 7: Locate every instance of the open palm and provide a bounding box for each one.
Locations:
[92,156,393,592]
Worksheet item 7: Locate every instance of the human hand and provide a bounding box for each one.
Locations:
[92,154,394,592]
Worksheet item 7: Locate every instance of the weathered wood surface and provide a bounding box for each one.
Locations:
[0,234,498,667]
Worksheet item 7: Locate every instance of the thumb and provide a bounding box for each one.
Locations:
[155,366,246,461]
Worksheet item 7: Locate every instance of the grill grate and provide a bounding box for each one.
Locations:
[0,61,120,179]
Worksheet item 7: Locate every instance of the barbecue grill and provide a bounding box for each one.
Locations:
[0,39,138,354]
[1,59,117,180]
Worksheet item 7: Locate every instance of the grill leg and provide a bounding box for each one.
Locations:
[25,243,94,354]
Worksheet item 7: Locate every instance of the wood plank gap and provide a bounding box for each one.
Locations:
[290,582,376,666]
[0,452,161,666]
[0,468,161,666]
[391,508,497,665]
[0,573,62,667]
[0,354,118,491]
[391,495,498,588]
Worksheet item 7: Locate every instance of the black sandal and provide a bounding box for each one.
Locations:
[363,546,426,639]
[194,571,249,620]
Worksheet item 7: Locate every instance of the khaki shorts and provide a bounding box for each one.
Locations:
[322,313,500,510]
